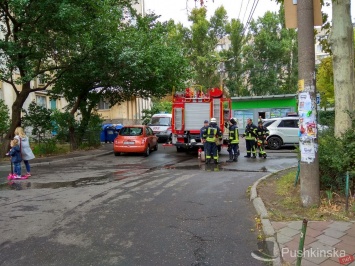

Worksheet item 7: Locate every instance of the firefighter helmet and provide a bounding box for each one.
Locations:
[210,117,217,123]
[230,118,236,124]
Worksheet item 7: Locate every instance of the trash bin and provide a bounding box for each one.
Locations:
[100,124,114,143]
[106,126,116,143]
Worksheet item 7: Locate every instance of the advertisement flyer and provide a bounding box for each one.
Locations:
[298,92,317,138]
[300,141,316,163]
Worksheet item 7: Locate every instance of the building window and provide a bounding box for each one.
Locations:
[316,44,322,53]
[50,99,56,109]
[36,95,47,108]
[37,74,45,85]
[98,100,110,110]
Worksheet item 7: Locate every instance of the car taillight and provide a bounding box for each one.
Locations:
[141,138,146,144]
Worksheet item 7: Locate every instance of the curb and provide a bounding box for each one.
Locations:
[250,168,296,266]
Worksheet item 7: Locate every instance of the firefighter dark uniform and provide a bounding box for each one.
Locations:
[256,121,269,158]
[243,118,257,158]
[200,120,209,151]
[226,118,239,162]
[205,118,222,164]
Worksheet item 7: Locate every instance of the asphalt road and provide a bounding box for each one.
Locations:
[0,141,297,266]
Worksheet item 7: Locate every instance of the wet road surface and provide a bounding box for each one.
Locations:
[0,141,297,265]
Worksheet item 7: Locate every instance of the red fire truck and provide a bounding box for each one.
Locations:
[171,86,231,152]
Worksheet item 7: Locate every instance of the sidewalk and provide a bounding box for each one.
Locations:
[0,143,113,175]
[0,143,113,186]
[251,176,355,266]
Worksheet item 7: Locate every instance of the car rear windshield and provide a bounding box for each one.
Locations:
[119,127,143,136]
[149,117,171,126]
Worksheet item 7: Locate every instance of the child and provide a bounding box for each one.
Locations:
[8,139,22,179]
[14,127,35,177]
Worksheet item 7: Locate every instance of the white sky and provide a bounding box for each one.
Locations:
[144,0,355,26]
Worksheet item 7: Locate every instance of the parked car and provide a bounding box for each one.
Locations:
[148,113,172,143]
[113,125,158,156]
[263,117,299,150]
[263,117,329,150]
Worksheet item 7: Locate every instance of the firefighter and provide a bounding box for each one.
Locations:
[226,118,240,162]
[200,120,209,151]
[243,118,257,158]
[205,117,222,164]
[256,121,269,158]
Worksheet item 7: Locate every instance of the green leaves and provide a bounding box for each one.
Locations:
[316,57,334,107]
[242,11,298,95]
[22,102,53,136]
[0,100,10,138]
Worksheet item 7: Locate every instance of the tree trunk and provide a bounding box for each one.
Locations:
[298,0,320,207]
[330,0,354,137]
[0,83,31,157]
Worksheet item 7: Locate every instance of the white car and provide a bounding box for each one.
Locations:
[263,117,329,150]
[263,117,299,150]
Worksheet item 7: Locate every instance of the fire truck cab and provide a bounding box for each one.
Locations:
[171,86,231,152]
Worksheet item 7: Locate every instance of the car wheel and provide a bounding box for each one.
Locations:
[153,143,158,151]
[114,152,121,156]
[267,136,282,150]
[144,145,150,157]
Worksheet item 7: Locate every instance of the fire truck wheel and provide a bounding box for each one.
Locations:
[144,146,150,157]
[176,146,184,152]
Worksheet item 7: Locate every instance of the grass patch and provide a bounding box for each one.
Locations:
[32,143,71,157]
[257,168,355,222]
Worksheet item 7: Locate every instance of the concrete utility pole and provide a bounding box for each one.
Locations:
[297,0,320,207]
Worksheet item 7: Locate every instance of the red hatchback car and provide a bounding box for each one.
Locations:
[113,125,158,156]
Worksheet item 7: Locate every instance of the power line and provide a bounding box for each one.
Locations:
[242,0,259,37]
[238,0,244,21]
[242,0,251,26]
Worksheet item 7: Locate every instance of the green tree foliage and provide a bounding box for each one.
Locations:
[22,102,52,139]
[0,99,10,141]
[181,7,228,89]
[0,0,134,156]
[243,11,298,95]
[50,110,77,143]
[316,57,334,108]
[49,12,190,148]
[223,19,246,96]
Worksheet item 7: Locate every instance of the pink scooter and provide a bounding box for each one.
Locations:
[6,159,28,180]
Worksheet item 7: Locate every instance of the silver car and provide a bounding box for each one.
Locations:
[263,117,299,150]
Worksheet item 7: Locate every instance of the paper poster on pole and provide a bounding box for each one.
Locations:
[298,92,312,112]
[298,92,317,138]
[300,140,316,163]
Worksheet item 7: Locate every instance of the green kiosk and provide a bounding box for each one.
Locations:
[231,94,297,134]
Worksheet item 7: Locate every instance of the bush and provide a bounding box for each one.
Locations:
[319,110,335,127]
[22,102,53,138]
[319,116,355,193]
[31,138,58,156]
[51,110,76,143]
